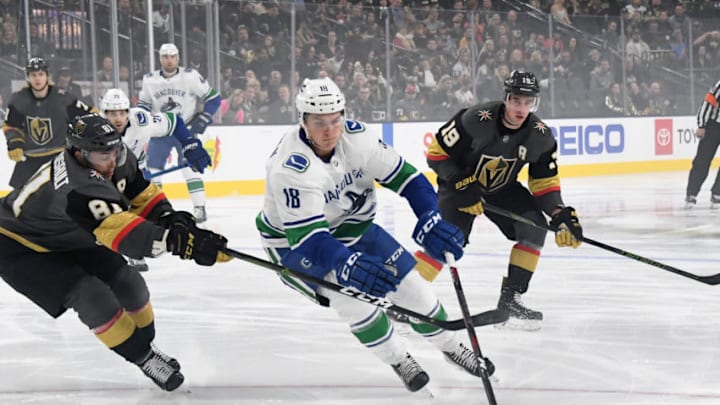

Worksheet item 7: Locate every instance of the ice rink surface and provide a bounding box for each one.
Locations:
[1,170,719,404]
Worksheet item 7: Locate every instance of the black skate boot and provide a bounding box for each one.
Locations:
[138,347,184,391]
[496,279,543,331]
[443,342,495,377]
[391,353,430,392]
[151,344,181,371]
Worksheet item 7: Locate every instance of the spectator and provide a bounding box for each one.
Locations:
[453,74,475,107]
[347,86,374,121]
[56,67,85,102]
[264,84,294,124]
[603,82,636,116]
[97,56,114,82]
[550,0,572,26]
[0,21,18,63]
[644,81,673,115]
[394,83,425,120]
[626,30,651,62]
[220,88,247,124]
[668,4,691,36]
[152,2,171,43]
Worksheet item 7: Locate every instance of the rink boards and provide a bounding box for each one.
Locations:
[1,115,716,198]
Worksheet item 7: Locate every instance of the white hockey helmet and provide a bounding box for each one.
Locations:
[295,78,345,121]
[159,43,179,56]
[101,88,130,111]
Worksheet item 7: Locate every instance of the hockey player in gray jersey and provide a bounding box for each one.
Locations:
[0,113,230,391]
[256,77,493,392]
[101,88,212,271]
[138,43,221,223]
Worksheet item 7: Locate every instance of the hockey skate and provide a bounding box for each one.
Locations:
[684,195,697,210]
[711,195,720,209]
[126,257,148,272]
[194,205,207,223]
[138,347,184,391]
[443,342,495,377]
[391,353,430,392]
[496,280,543,331]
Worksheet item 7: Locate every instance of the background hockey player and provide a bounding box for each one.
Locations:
[256,77,490,392]
[138,43,221,223]
[3,57,96,188]
[101,87,212,271]
[427,70,583,330]
[0,113,230,391]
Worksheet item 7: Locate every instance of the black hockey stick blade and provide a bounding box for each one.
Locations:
[481,202,720,286]
[221,247,508,330]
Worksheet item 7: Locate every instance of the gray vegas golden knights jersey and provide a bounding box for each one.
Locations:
[3,85,94,188]
[0,149,171,258]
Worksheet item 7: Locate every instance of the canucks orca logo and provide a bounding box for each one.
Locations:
[343,188,375,216]
[160,97,181,113]
[283,153,309,173]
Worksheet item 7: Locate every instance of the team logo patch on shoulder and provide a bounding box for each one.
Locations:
[533,121,547,134]
[283,153,310,173]
[89,169,106,181]
[345,120,365,133]
[477,110,493,121]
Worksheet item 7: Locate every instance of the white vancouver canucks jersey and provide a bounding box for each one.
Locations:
[138,67,212,119]
[120,107,178,166]
[257,120,422,249]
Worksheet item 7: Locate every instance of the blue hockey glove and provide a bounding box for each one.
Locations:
[187,112,213,136]
[412,210,465,262]
[181,138,211,173]
[337,252,401,297]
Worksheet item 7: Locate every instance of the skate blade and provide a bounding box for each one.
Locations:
[494,317,542,331]
[416,386,434,398]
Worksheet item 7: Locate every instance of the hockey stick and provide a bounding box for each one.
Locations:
[481,202,720,286]
[147,162,190,179]
[220,247,509,331]
[445,253,498,405]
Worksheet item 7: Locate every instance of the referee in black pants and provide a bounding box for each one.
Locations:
[686,79,720,209]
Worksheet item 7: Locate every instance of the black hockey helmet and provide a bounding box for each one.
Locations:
[503,70,539,96]
[67,113,122,153]
[25,57,48,75]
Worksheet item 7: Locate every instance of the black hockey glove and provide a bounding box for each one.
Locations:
[161,211,231,265]
[549,206,583,248]
[336,252,401,298]
[181,138,211,173]
[187,112,213,136]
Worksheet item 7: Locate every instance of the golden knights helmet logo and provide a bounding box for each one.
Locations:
[475,154,518,193]
[27,116,53,146]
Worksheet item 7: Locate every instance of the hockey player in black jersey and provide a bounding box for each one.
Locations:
[3,57,96,188]
[0,113,230,391]
[427,71,583,330]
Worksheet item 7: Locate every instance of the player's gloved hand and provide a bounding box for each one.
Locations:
[181,138,212,174]
[412,210,465,262]
[458,200,483,215]
[336,252,401,298]
[7,137,24,162]
[187,112,213,136]
[549,206,583,248]
[161,211,231,265]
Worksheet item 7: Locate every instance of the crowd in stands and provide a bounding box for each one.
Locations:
[2,0,720,123]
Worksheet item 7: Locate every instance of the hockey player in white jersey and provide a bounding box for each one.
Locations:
[138,43,221,223]
[101,88,211,271]
[255,78,494,392]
